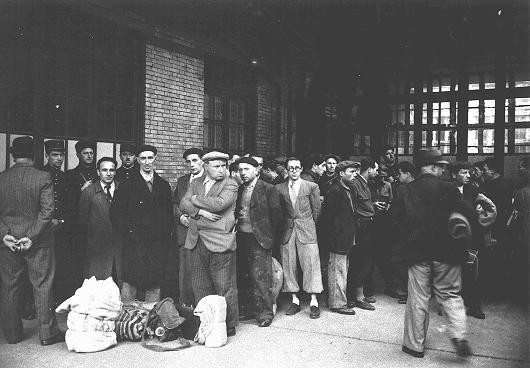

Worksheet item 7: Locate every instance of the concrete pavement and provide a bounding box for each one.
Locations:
[0,293,528,368]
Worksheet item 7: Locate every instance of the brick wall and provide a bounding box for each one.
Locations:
[256,77,279,158]
[144,43,204,188]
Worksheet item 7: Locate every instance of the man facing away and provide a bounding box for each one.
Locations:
[180,151,239,336]
[277,157,323,319]
[235,157,282,327]
[392,148,474,358]
[171,147,204,306]
[110,145,173,303]
[79,157,121,282]
[0,136,63,345]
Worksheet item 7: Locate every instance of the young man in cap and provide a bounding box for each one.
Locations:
[170,147,204,306]
[318,154,340,197]
[322,161,360,315]
[115,143,138,183]
[79,157,121,281]
[0,136,64,345]
[180,151,239,336]
[110,145,173,302]
[392,148,475,358]
[277,157,324,319]
[67,140,97,191]
[235,157,282,327]
[43,140,77,304]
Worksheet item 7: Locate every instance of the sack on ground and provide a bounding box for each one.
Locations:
[194,295,227,348]
[65,329,117,353]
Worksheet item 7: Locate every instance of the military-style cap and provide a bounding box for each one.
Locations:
[10,136,34,158]
[75,140,96,154]
[336,160,361,172]
[137,144,158,156]
[120,143,137,155]
[202,151,229,162]
[44,140,65,153]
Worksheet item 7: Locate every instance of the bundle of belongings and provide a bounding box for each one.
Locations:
[193,295,227,348]
[55,277,121,353]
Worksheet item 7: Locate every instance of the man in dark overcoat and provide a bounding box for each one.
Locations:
[0,136,63,345]
[110,144,172,302]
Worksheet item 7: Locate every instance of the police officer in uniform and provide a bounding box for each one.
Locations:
[116,143,138,183]
[43,140,76,303]
[67,140,97,191]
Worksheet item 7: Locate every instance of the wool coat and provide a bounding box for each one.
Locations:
[110,171,173,289]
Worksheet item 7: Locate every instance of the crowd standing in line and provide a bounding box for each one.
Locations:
[1,136,529,359]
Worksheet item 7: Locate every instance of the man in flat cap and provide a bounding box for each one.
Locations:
[321,161,360,315]
[392,148,475,358]
[180,151,239,336]
[169,147,204,306]
[235,157,282,327]
[115,143,138,183]
[43,140,76,304]
[0,137,64,345]
[110,144,172,302]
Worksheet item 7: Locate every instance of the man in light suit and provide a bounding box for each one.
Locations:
[170,147,204,306]
[235,157,282,327]
[180,151,239,336]
[277,157,324,319]
[78,157,121,281]
[0,136,63,345]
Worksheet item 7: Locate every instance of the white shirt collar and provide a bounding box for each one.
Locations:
[140,170,154,183]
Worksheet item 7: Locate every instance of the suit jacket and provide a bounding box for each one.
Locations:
[110,170,172,287]
[79,181,121,279]
[180,175,238,253]
[321,180,356,255]
[173,173,191,247]
[277,179,321,245]
[392,174,476,265]
[0,162,54,247]
[235,179,282,249]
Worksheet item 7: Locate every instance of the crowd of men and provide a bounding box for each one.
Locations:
[1,136,528,360]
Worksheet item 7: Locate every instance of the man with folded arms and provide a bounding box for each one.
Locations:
[180,151,239,336]
[235,157,282,327]
[322,161,360,315]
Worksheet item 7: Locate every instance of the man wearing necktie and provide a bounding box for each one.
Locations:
[78,157,121,281]
[111,145,173,303]
[277,157,324,319]
[180,151,239,337]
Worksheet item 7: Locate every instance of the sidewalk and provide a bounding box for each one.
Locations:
[1,293,528,368]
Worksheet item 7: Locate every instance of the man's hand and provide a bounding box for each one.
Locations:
[81,181,92,191]
[17,237,33,251]
[3,234,19,252]
[180,214,190,228]
[198,209,221,221]
[374,201,389,212]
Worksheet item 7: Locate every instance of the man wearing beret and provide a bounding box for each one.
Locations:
[0,137,64,345]
[170,147,204,306]
[43,140,77,304]
[115,143,138,183]
[392,148,475,358]
[235,157,282,327]
[180,151,239,336]
[110,145,173,302]
[321,161,360,315]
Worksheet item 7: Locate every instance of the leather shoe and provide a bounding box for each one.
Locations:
[330,306,356,315]
[40,332,65,346]
[451,338,472,358]
[363,296,376,303]
[347,300,375,311]
[402,345,424,358]
[226,327,236,337]
[466,307,485,319]
[309,305,320,319]
[285,302,301,315]
[258,319,272,327]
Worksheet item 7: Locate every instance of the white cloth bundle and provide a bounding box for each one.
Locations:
[193,295,227,348]
[65,330,117,353]
[67,311,115,333]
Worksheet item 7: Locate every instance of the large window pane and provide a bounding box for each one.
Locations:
[441,102,450,125]
[468,129,479,153]
[468,100,479,125]
[515,128,530,153]
[44,95,66,136]
[69,98,89,137]
[483,129,494,153]
[484,100,495,124]
[515,97,530,123]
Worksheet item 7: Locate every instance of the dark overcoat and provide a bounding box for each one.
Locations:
[110,171,173,289]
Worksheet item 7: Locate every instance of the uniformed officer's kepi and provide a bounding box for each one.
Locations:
[44,140,65,153]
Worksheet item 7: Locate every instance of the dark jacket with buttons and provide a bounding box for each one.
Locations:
[43,164,75,225]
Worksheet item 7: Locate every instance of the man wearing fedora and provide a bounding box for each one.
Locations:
[115,143,138,183]
[392,148,475,358]
[180,151,239,336]
[0,136,63,345]
[43,140,77,304]
[110,144,173,302]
